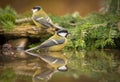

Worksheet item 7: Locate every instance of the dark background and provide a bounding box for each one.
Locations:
[0,0,104,16]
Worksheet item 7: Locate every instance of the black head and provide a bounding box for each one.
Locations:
[57,30,69,37]
[32,6,41,13]
[33,6,41,10]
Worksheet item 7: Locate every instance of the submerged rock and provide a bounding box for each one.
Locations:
[1,38,28,59]
[8,38,28,50]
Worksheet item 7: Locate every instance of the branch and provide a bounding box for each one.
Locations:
[15,17,32,24]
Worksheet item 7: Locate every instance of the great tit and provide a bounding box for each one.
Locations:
[26,30,69,52]
[32,6,64,34]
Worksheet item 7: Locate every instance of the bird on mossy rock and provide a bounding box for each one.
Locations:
[25,29,70,52]
[31,6,64,34]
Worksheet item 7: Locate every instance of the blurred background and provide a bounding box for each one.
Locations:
[0,0,104,16]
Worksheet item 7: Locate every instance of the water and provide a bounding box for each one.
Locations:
[0,50,120,82]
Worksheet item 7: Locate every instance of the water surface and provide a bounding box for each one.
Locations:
[0,50,120,82]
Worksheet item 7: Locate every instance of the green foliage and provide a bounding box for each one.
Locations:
[50,12,120,50]
[0,6,17,31]
[1,21,15,31]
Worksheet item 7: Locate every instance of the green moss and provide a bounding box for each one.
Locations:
[0,6,17,31]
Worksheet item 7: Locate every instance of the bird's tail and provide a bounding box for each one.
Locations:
[53,24,65,30]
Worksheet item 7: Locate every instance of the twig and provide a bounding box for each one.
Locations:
[15,17,32,24]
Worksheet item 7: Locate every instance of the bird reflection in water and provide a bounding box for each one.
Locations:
[26,51,68,82]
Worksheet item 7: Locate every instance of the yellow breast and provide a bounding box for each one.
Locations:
[48,35,67,51]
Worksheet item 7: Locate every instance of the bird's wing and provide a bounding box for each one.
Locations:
[33,16,65,30]
[33,16,54,28]
[39,55,65,65]
[40,38,65,48]
[25,38,65,52]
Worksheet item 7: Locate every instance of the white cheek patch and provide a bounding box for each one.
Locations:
[32,9,38,13]
[59,33,67,37]
[58,66,67,70]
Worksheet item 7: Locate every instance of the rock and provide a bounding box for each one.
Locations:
[0,24,50,38]
[1,38,29,59]
[8,38,28,50]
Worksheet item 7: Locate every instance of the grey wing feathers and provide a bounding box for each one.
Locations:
[25,38,65,52]
[40,38,65,48]
[39,55,65,64]
[33,16,54,28]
